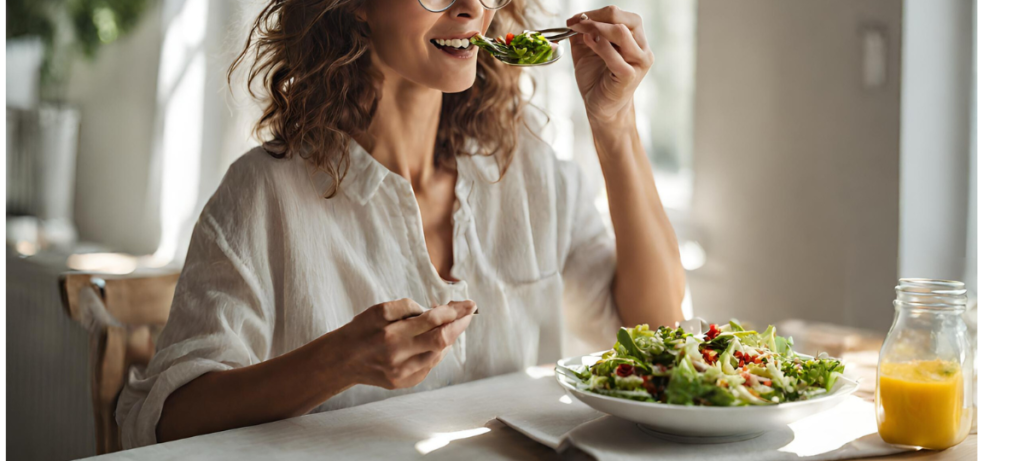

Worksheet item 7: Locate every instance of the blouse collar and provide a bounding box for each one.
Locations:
[330,137,491,205]
[339,138,390,205]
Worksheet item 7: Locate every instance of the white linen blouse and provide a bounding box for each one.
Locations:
[115,133,622,449]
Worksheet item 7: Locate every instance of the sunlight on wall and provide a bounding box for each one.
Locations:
[153,0,209,263]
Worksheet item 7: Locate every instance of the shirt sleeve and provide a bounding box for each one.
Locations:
[558,160,623,350]
[115,161,277,449]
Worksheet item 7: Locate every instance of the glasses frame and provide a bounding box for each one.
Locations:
[418,0,511,13]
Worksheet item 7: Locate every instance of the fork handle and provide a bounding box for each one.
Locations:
[536,28,578,42]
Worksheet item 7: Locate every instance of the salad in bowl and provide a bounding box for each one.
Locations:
[556,321,857,440]
[568,322,846,406]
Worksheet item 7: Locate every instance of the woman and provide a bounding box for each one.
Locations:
[117,0,685,448]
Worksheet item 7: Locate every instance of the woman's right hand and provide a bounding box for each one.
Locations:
[330,298,476,390]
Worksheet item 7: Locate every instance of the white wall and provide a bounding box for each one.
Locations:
[690,0,903,332]
[63,0,262,257]
[66,7,164,254]
[898,0,974,282]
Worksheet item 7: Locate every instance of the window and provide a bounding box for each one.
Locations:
[528,0,697,216]
[528,0,700,320]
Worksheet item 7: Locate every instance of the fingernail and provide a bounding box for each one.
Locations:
[580,13,589,21]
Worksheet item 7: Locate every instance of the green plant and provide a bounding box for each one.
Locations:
[68,0,151,58]
[7,0,151,99]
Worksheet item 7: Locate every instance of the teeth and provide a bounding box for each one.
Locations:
[433,38,472,49]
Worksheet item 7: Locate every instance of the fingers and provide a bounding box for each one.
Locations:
[402,348,446,376]
[389,350,445,390]
[569,20,647,67]
[374,299,474,364]
[383,338,457,390]
[568,5,649,50]
[371,298,425,324]
[403,303,461,337]
[361,298,474,389]
[409,307,474,355]
[397,300,476,337]
[567,31,590,67]
[375,350,438,390]
[570,5,641,30]
[582,32,635,81]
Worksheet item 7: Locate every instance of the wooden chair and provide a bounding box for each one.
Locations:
[59,271,180,455]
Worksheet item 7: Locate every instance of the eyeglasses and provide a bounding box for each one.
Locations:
[419,0,511,13]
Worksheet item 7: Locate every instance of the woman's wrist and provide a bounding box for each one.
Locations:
[309,327,361,395]
[588,104,640,167]
[587,101,636,137]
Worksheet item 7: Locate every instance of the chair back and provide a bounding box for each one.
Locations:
[59,271,179,455]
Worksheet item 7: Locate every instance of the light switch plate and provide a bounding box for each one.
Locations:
[862,25,888,89]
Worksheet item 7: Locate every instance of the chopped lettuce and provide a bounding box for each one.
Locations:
[471,31,555,65]
[575,323,846,407]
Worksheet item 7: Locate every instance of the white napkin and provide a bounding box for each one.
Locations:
[499,380,915,461]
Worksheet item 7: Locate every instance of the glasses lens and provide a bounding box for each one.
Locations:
[419,0,455,12]
[479,0,512,9]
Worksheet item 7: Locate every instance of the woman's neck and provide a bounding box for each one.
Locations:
[360,67,445,191]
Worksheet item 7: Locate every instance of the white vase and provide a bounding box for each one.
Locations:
[6,105,81,248]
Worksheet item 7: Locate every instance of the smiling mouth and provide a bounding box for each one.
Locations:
[430,38,474,50]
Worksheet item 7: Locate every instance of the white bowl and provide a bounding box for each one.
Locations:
[556,352,858,443]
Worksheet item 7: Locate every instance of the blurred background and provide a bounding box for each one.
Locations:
[6,0,976,459]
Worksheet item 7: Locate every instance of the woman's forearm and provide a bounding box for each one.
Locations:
[590,105,686,328]
[155,299,473,444]
[156,332,352,443]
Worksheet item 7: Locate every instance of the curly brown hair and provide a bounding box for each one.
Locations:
[229,0,538,198]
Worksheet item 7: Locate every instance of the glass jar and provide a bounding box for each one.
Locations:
[875,278,974,450]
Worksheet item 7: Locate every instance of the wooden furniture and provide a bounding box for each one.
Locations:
[59,271,179,455]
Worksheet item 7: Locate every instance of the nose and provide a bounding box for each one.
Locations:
[447,0,483,20]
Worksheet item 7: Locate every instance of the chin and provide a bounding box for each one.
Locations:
[432,71,477,94]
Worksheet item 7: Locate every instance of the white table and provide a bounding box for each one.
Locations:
[90,371,570,460]
[87,369,976,461]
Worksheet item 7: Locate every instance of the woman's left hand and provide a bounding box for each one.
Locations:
[566,6,654,127]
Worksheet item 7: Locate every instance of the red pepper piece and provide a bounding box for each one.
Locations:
[615,363,635,377]
[506,32,516,45]
[642,375,659,394]
[706,324,721,340]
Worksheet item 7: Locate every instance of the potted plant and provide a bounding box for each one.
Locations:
[6,0,151,251]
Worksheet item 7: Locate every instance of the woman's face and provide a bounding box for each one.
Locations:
[363,0,496,93]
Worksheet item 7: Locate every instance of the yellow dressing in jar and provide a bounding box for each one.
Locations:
[877,360,972,449]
